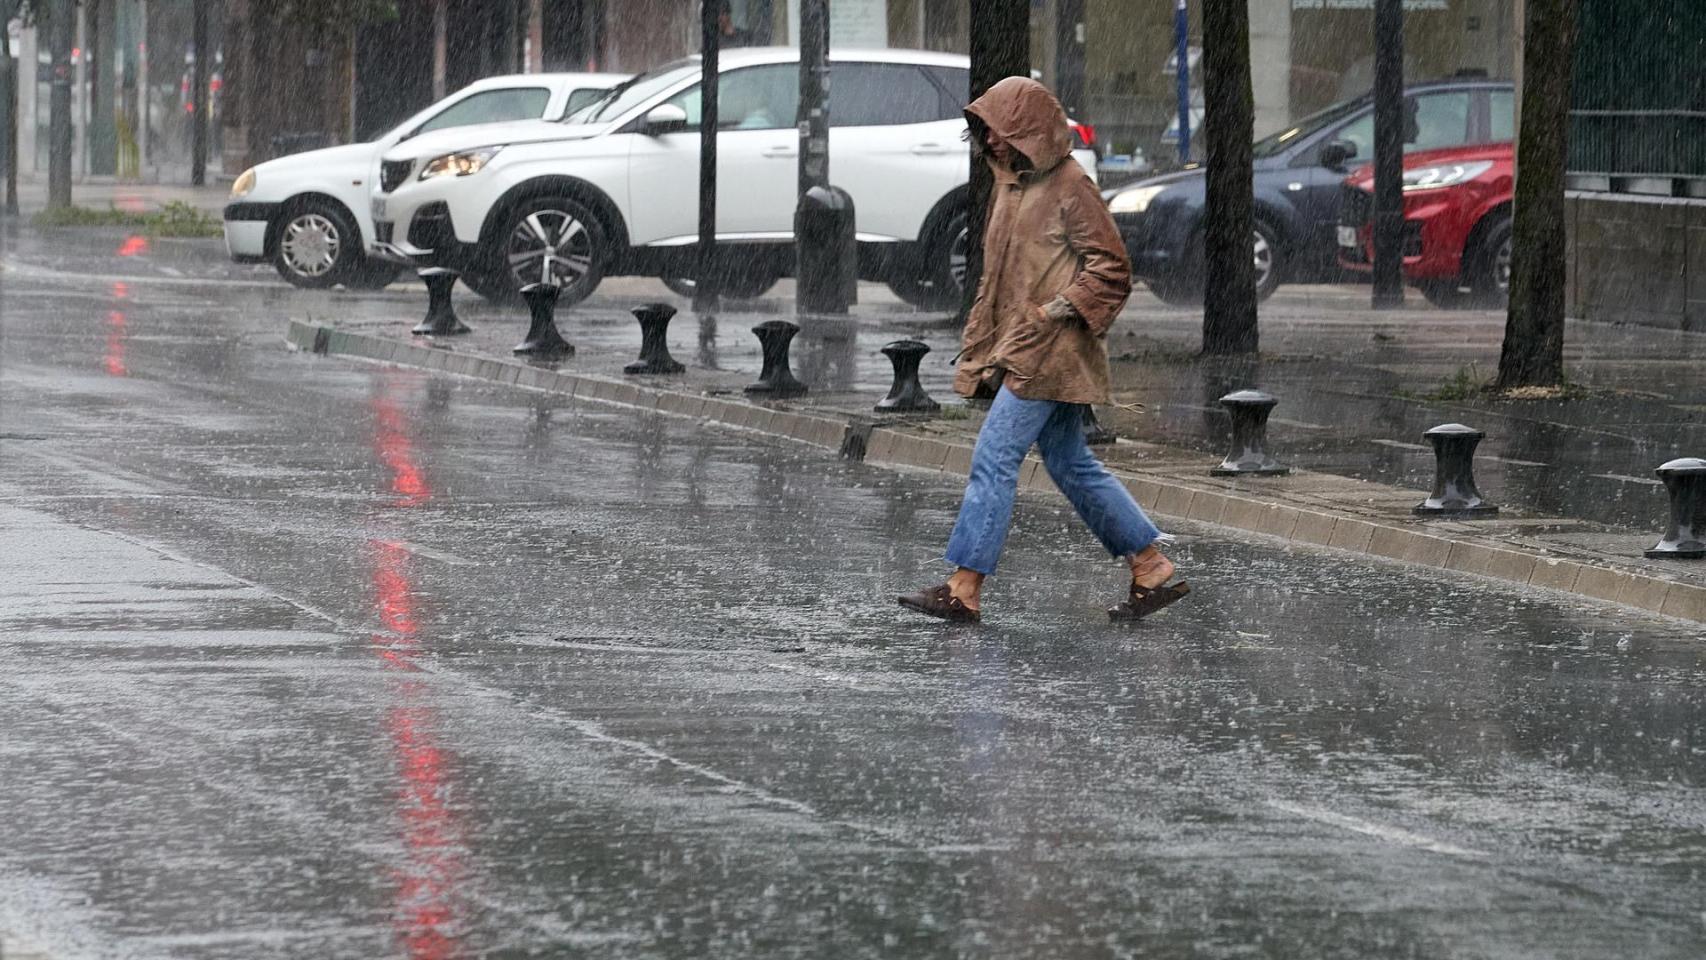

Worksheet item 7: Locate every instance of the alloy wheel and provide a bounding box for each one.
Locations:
[947,226,970,295]
[281,213,341,278]
[507,209,595,291]
[1495,235,1513,292]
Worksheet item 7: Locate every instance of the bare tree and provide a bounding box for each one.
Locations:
[1496,0,1580,389]
[1200,0,1257,355]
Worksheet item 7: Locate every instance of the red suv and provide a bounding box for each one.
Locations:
[1337,142,1513,308]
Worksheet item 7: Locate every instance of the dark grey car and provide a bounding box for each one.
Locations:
[1104,79,1514,304]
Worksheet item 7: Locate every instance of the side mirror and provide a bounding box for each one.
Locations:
[1320,139,1357,171]
[641,103,690,136]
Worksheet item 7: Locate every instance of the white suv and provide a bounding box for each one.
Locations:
[223,72,622,289]
[369,48,1097,308]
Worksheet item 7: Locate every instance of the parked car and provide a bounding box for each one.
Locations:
[223,72,625,289]
[1103,78,1513,304]
[367,48,1099,309]
[1337,142,1514,308]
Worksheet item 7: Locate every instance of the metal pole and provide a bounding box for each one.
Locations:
[1371,0,1405,308]
[1175,0,1190,164]
[190,0,208,185]
[1055,0,1086,120]
[138,0,150,175]
[4,51,15,215]
[48,0,73,209]
[0,4,14,215]
[797,0,827,199]
[694,0,720,314]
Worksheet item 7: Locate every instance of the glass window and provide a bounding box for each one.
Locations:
[1409,92,1472,151]
[417,88,551,134]
[923,66,974,120]
[1327,92,1474,162]
[1489,90,1515,142]
[664,64,799,131]
[577,59,700,123]
[830,64,942,127]
[563,86,611,119]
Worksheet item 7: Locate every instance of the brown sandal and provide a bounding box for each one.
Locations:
[1108,579,1191,622]
[898,584,982,624]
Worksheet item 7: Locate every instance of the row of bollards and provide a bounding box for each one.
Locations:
[406,269,941,411]
[1211,389,1705,559]
[407,272,1698,560]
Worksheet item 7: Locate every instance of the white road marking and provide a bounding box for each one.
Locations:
[1591,473,1665,487]
[1266,799,1487,858]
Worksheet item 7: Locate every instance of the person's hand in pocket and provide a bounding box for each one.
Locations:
[1041,295,1080,324]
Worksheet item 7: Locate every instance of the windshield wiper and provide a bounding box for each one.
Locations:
[579,75,645,122]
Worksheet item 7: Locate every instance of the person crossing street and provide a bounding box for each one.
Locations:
[899,77,1189,625]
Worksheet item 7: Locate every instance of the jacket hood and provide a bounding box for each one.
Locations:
[965,77,1072,174]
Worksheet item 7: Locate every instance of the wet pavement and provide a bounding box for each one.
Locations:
[10,223,1701,537]
[4,225,1706,958]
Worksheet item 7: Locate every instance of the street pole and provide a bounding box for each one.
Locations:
[1371,0,1405,308]
[793,0,853,315]
[693,0,720,314]
[191,0,209,186]
[0,0,15,216]
[1055,0,1086,120]
[1175,0,1191,164]
[797,0,827,204]
[48,0,73,209]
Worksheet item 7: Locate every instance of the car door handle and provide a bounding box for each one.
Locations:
[910,143,951,155]
[762,145,798,158]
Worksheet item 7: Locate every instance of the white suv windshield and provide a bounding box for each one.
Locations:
[575,60,701,123]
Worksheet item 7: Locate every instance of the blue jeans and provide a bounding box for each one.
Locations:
[945,386,1164,575]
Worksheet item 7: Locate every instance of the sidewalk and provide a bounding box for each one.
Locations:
[5,175,229,216]
[279,284,1706,625]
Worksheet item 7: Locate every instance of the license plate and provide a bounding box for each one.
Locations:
[1336,225,1358,248]
[371,197,387,220]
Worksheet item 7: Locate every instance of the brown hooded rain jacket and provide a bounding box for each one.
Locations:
[953,77,1132,406]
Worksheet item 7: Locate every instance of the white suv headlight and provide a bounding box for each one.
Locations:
[231,167,257,198]
[419,147,503,181]
[1108,184,1166,215]
[1403,161,1494,192]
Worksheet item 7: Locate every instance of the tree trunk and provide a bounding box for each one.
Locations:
[1200,0,1257,355]
[1496,0,1579,389]
[959,0,1029,323]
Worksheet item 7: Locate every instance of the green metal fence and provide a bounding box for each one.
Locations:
[1570,0,1706,178]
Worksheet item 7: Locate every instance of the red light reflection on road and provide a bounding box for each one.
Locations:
[366,383,464,959]
[372,391,429,506]
[104,310,127,376]
[116,235,150,257]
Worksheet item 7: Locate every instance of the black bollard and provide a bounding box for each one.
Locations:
[744,320,808,398]
[513,282,574,360]
[1645,457,1706,558]
[1210,389,1289,476]
[875,340,938,413]
[625,302,685,374]
[1414,423,1498,516]
[1082,406,1117,446]
[411,267,469,336]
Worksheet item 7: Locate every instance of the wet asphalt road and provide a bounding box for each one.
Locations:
[3,228,1706,959]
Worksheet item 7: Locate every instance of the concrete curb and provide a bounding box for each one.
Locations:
[286,320,1706,626]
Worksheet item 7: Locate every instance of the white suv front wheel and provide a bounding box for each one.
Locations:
[477,196,608,307]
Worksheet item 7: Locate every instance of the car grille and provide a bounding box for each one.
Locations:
[407,202,452,251]
[374,221,394,244]
[380,159,414,193]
